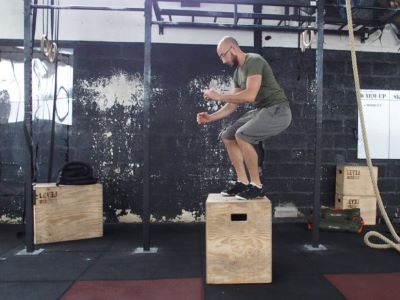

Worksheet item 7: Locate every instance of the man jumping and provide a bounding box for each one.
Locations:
[197,36,292,200]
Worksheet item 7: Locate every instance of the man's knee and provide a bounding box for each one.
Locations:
[235,130,251,144]
[222,137,235,147]
[219,128,229,141]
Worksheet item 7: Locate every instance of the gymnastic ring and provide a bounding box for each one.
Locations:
[301,30,313,48]
[47,42,58,63]
[301,29,315,52]
[40,34,49,57]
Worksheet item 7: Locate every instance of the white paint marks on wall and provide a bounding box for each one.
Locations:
[188,75,234,111]
[170,209,204,222]
[0,215,22,224]
[116,209,143,223]
[116,209,204,223]
[188,75,234,94]
[208,75,234,92]
[104,132,112,138]
[78,72,144,111]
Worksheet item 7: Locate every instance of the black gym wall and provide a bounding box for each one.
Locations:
[0,41,399,223]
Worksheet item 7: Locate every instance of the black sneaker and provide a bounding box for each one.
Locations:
[221,181,249,196]
[235,185,264,200]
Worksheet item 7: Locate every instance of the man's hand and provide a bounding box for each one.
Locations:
[196,112,213,125]
[203,89,221,101]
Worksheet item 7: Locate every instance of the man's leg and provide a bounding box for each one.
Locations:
[235,137,262,187]
[234,105,292,188]
[222,138,249,184]
[233,105,292,199]
[219,110,258,196]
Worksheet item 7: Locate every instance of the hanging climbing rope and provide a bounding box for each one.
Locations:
[344,0,400,252]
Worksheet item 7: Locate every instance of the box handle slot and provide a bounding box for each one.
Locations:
[231,213,247,222]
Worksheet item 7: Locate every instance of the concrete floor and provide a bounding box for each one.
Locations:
[0,222,399,300]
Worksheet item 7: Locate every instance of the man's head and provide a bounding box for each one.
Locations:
[217,36,240,68]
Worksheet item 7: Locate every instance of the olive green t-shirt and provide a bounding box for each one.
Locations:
[233,53,288,109]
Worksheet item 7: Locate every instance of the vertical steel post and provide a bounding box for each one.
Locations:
[253,4,262,54]
[24,0,35,252]
[142,0,152,251]
[312,0,325,247]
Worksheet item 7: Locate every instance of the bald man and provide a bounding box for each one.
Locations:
[197,36,292,200]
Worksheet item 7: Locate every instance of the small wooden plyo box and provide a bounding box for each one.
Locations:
[206,193,272,284]
[335,165,378,225]
[336,165,378,196]
[33,183,103,245]
[335,193,377,225]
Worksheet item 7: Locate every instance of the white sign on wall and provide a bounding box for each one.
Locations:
[358,89,400,159]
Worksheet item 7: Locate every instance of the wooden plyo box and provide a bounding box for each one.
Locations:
[336,165,378,196]
[34,183,103,244]
[335,193,377,225]
[206,193,272,284]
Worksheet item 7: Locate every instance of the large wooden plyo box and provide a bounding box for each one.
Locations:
[34,183,103,244]
[206,193,272,284]
[336,165,378,196]
[335,193,377,225]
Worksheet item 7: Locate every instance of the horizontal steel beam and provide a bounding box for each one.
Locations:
[156,0,315,7]
[152,20,378,38]
[30,4,144,12]
[324,16,384,27]
[379,10,400,24]
[160,9,316,22]
[325,3,400,11]
[152,21,317,32]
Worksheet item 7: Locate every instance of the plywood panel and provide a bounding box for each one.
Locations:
[34,183,103,244]
[335,193,377,225]
[206,194,271,284]
[336,165,378,196]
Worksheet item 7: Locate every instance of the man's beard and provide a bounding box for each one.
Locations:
[231,55,239,68]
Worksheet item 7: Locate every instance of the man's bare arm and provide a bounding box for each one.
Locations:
[203,75,261,104]
[208,103,238,121]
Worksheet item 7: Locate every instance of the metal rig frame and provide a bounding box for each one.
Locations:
[23,0,400,252]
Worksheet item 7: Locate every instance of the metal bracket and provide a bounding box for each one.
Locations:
[303,244,328,251]
[133,247,159,254]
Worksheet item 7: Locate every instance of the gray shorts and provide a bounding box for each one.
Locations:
[220,104,292,144]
